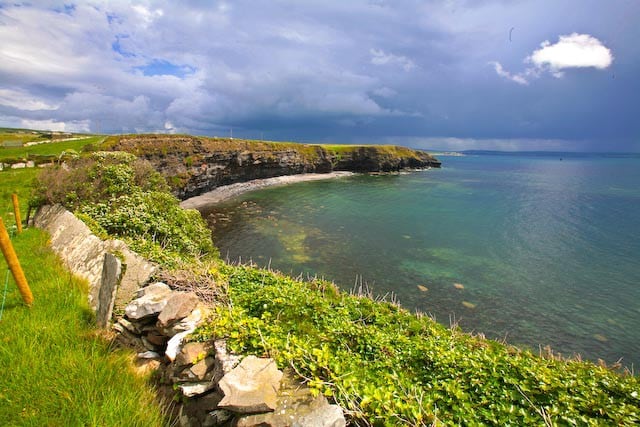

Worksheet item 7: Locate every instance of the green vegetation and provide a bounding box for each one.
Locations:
[0,229,166,426]
[194,265,640,426]
[11,130,638,425]
[0,168,39,222]
[33,151,217,267]
[106,134,433,165]
[0,135,103,163]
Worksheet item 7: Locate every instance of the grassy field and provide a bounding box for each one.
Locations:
[0,136,103,162]
[0,168,38,222]
[0,229,166,426]
[0,129,50,147]
[0,154,167,426]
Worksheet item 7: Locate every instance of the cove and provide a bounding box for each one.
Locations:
[202,153,640,368]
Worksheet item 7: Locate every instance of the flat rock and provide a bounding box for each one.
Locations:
[96,253,122,328]
[158,292,200,327]
[106,239,156,312]
[180,382,214,398]
[175,342,211,367]
[218,356,283,414]
[137,351,161,359]
[136,282,171,298]
[124,285,174,320]
[160,304,207,337]
[191,356,215,380]
[234,372,346,427]
[116,317,139,334]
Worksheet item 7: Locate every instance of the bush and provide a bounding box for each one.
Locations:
[33,151,217,266]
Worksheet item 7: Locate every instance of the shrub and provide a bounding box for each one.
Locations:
[33,151,217,266]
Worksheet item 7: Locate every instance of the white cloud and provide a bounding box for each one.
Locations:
[0,88,59,110]
[20,118,90,133]
[132,5,164,25]
[528,33,613,72]
[493,33,613,84]
[489,62,528,85]
[370,49,415,71]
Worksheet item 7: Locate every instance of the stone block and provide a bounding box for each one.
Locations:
[157,292,199,328]
[125,284,174,320]
[218,356,283,414]
[96,253,122,328]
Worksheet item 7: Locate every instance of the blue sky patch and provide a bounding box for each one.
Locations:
[136,59,194,78]
[111,35,136,58]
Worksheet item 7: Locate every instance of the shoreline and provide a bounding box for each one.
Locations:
[179,171,354,210]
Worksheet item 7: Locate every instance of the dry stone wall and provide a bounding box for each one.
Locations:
[33,205,346,426]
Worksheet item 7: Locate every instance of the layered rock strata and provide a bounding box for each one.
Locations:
[107,135,441,199]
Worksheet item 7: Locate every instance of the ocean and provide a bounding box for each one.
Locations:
[203,152,640,368]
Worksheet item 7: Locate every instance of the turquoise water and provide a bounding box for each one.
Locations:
[203,153,640,368]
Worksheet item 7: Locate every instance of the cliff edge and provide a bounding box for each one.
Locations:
[105,134,441,199]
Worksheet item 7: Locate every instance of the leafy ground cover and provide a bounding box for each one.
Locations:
[0,228,166,426]
[193,265,640,426]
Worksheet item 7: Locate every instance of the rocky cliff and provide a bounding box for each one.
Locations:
[106,134,441,199]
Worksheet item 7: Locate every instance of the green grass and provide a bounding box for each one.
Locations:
[0,133,47,147]
[0,168,39,223]
[0,136,104,162]
[0,229,166,426]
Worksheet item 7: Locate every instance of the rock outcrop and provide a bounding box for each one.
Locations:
[107,134,441,199]
[118,283,346,427]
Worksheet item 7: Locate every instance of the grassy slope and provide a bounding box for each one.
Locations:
[196,265,640,426]
[6,131,637,425]
[0,169,166,425]
[0,136,103,162]
[0,229,165,426]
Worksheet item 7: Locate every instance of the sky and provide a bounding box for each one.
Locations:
[0,1,638,152]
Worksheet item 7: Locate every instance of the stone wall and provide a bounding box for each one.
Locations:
[33,205,346,427]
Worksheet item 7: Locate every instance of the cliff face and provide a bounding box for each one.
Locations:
[106,135,441,199]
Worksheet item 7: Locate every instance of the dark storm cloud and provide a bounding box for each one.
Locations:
[0,0,638,151]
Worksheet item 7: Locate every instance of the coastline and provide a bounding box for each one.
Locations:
[179,171,354,210]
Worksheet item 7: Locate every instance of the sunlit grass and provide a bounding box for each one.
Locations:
[0,135,104,161]
[0,229,166,426]
[0,168,39,221]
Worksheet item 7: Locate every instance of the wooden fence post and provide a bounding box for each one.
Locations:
[0,217,32,306]
[12,194,22,234]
